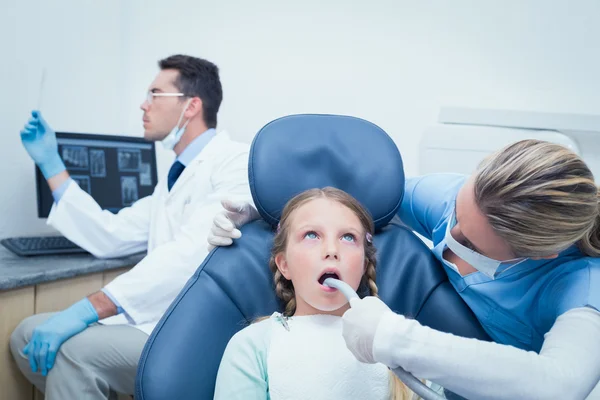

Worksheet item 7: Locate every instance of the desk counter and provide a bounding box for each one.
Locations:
[0,247,144,291]
[0,247,140,400]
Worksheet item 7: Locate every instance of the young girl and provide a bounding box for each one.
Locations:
[213,187,411,400]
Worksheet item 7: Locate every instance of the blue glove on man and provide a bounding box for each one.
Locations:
[20,110,66,179]
[23,298,99,376]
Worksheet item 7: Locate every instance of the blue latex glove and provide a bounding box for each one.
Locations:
[20,110,66,179]
[23,298,99,376]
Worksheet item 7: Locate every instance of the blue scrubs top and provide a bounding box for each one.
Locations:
[399,173,600,352]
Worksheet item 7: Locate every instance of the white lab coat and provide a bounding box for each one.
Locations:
[47,131,252,335]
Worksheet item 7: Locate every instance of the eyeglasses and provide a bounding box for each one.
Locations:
[145,91,187,105]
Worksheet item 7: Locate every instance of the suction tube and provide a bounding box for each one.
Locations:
[323,278,445,400]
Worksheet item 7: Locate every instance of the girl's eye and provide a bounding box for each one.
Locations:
[304,231,318,240]
[342,233,356,242]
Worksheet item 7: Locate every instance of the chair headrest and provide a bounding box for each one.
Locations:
[248,114,404,230]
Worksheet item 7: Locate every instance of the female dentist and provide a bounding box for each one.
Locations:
[208,139,600,399]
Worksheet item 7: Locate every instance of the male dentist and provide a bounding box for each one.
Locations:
[11,54,252,399]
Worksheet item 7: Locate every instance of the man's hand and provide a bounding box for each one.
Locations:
[23,298,99,375]
[19,110,66,179]
[207,199,260,250]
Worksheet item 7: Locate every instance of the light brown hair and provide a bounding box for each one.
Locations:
[268,187,410,400]
[270,187,377,317]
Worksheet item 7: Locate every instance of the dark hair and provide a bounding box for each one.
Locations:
[158,54,222,129]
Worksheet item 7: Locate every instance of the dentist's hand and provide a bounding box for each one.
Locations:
[342,296,391,364]
[20,110,66,179]
[207,199,260,250]
[23,298,99,376]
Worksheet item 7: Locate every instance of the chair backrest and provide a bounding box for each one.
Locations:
[135,114,490,400]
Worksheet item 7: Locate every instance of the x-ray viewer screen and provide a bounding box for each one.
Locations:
[35,132,158,218]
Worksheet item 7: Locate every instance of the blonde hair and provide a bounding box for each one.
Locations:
[268,187,410,400]
[473,139,600,257]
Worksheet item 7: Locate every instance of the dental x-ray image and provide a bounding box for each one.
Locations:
[62,146,89,170]
[121,176,139,206]
[90,149,106,178]
[71,175,91,194]
[118,149,141,172]
[139,163,152,186]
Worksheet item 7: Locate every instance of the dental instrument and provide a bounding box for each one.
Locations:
[323,278,445,400]
[38,68,47,112]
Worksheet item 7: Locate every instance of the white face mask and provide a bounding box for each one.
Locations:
[444,211,527,279]
[162,99,192,150]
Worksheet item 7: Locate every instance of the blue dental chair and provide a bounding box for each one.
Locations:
[135,114,490,400]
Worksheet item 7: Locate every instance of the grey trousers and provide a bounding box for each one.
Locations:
[10,313,148,400]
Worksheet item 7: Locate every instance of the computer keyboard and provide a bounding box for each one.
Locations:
[1,236,88,256]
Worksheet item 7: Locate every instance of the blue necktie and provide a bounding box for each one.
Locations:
[167,161,185,192]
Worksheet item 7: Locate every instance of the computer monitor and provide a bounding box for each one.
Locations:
[36,132,159,218]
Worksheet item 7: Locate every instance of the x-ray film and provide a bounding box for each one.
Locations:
[121,176,139,206]
[90,149,107,178]
[118,149,141,172]
[62,146,89,170]
[71,175,91,194]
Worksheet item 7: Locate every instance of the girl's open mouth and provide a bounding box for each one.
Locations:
[318,272,340,292]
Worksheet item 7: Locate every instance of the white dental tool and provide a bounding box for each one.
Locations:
[323,277,359,301]
[38,68,47,112]
[323,278,445,400]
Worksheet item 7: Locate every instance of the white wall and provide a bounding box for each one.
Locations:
[120,0,600,174]
[2,0,600,238]
[1,0,129,237]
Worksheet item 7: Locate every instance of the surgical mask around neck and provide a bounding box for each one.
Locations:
[162,99,192,150]
[444,211,527,279]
